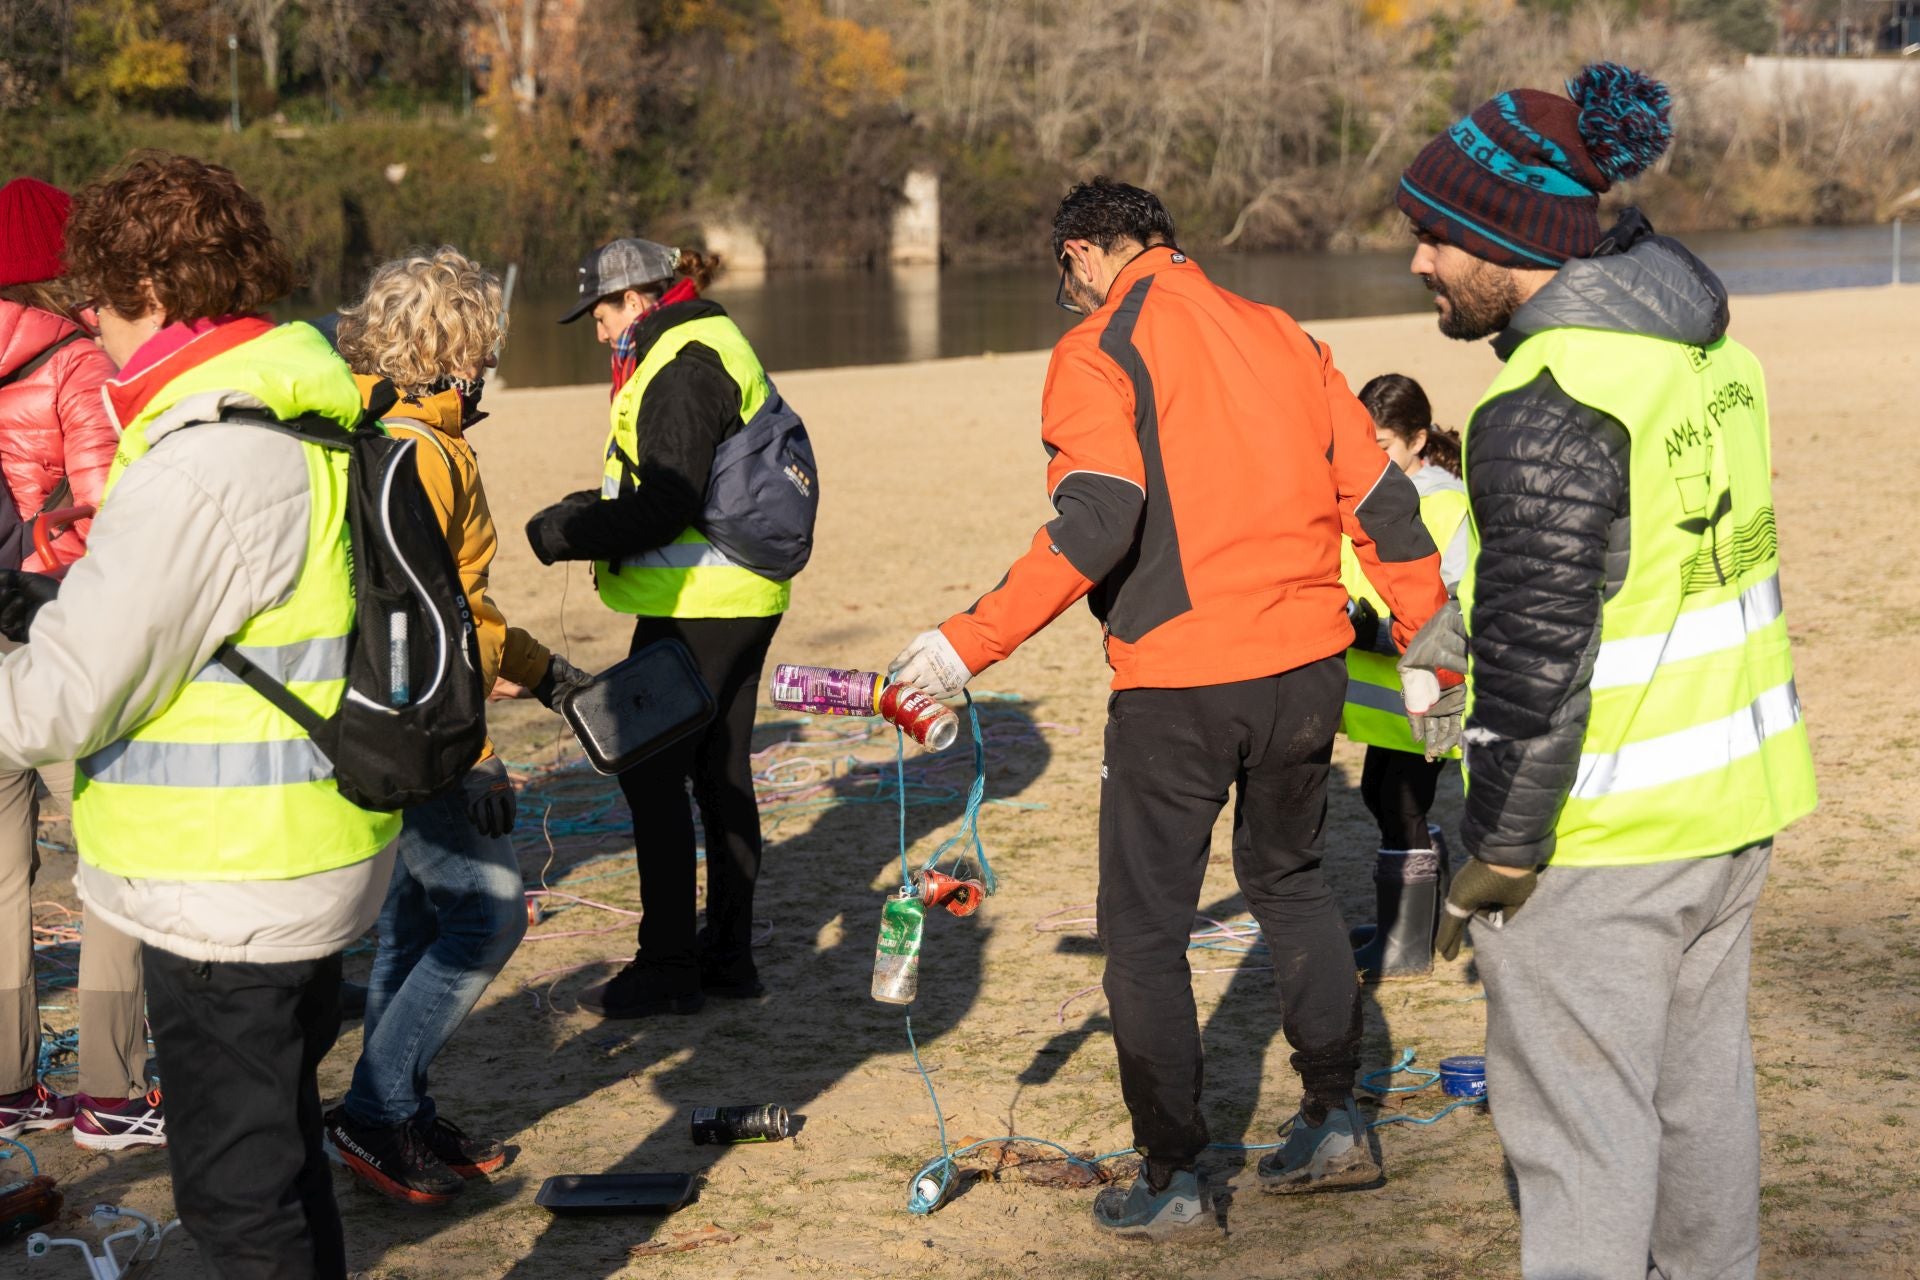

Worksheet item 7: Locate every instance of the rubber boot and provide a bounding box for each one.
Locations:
[1428,825,1451,924]
[1352,849,1441,982]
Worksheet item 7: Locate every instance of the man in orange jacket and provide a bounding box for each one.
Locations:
[889,179,1449,1240]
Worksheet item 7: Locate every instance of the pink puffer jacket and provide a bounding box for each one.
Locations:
[0,301,117,573]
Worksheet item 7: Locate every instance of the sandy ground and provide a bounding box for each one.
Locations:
[16,282,1920,1278]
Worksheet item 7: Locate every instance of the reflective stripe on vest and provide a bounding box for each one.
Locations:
[1459,327,1816,867]
[611,541,742,571]
[75,330,399,882]
[595,314,790,619]
[1338,486,1467,757]
[1572,678,1802,802]
[190,636,351,685]
[83,736,334,788]
[1589,573,1783,690]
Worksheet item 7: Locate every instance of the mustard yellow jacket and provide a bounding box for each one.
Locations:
[358,377,551,746]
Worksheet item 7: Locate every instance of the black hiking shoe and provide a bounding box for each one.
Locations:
[324,1106,464,1205]
[577,959,705,1020]
[415,1113,507,1178]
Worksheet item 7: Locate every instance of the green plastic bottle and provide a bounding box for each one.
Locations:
[871,892,926,1005]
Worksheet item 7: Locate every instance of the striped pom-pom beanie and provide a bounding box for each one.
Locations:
[1397,63,1674,269]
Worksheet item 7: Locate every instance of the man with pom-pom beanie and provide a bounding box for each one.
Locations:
[1394,64,1816,1278]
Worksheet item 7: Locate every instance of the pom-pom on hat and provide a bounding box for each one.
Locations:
[1397,62,1672,269]
[0,177,74,289]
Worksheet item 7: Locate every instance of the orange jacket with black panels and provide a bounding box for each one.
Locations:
[939,247,1447,691]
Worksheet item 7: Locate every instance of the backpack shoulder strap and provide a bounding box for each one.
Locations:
[0,331,86,393]
[212,407,370,450]
[213,644,328,736]
[381,420,454,472]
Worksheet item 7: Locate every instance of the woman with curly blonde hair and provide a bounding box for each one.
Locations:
[324,247,585,1205]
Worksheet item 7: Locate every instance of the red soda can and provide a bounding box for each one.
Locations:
[879,683,960,751]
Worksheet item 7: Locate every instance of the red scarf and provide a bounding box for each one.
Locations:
[609,278,701,398]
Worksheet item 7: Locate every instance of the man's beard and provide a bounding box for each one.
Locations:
[1426,257,1523,341]
[1064,272,1106,315]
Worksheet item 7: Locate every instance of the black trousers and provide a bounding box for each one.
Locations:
[144,948,345,1280]
[1098,656,1361,1179]
[1358,745,1446,850]
[617,614,781,985]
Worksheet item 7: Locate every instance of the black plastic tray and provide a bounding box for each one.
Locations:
[561,640,717,775]
[535,1173,696,1215]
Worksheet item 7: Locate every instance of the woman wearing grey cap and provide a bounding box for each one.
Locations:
[525,238,786,1018]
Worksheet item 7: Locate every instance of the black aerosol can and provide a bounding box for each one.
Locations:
[690,1104,791,1145]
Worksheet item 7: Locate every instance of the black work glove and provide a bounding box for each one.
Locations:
[1347,597,1381,653]
[462,756,517,838]
[525,490,602,566]
[1435,858,1540,961]
[531,653,593,711]
[0,571,61,643]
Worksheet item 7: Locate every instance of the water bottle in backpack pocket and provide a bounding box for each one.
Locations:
[209,410,486,811]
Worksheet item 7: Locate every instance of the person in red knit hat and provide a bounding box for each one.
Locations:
[0,176,161,1153]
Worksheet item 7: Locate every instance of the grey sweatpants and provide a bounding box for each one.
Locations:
[1475,842,1771,1280]
[0,763,148,1099]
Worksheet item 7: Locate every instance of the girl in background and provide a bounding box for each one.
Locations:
[1339,373,1468,981]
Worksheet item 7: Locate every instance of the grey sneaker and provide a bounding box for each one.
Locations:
[1256,1099,1379,1193]
[1091,1168,1215,1241]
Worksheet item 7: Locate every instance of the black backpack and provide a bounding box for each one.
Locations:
[698,380,818,581]
[212,407,486,812]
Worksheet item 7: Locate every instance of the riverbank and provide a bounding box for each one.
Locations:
[22,284,1920,1277]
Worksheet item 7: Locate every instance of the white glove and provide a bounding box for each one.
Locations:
[1399,600,1468,761]
[888,629,973,700]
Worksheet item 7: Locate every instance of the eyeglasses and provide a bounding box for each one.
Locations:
[1054,251,1084,316]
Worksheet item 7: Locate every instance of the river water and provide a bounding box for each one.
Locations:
[376,222,1917,389]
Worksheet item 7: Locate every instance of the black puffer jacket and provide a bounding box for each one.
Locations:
[1462,212,1731,867]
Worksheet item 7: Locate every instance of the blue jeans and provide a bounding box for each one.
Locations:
[342,785,526,1130]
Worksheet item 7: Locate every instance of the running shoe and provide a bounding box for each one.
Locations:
[72,1088,166,1151]
[415,1114,506,1178]
[1257,1098,1379,1193]
[1091,1168,1216,1241]
[0,1082,75,1139]
[324,1106,463,1205]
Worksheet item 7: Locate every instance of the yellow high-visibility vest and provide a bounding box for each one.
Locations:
[596,315,790,619]
[1459,327,1816,866]
[74,324,399,880]
[1339,484,1469,755]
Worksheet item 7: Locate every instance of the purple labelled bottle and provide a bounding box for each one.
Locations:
[769,664,884,717]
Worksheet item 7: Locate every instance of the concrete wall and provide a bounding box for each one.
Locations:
[702,220,768,274]
[890,169,941,268]
[1710,54,1920,107]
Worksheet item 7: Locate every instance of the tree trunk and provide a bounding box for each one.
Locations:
[259,20,278,91]
[517,0,538,109]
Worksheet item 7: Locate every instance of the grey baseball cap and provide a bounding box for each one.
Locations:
[558,237,680,324]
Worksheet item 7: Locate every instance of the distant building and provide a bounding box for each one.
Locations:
[1782,1,1920,55]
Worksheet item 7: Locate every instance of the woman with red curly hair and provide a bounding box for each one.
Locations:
[0,153,400,1279]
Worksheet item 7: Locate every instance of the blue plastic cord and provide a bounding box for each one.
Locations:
[0,1133,38,1176]
[897,693,997,898]
[890,698,1480,1213]
[1362,1047,1439,1094]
